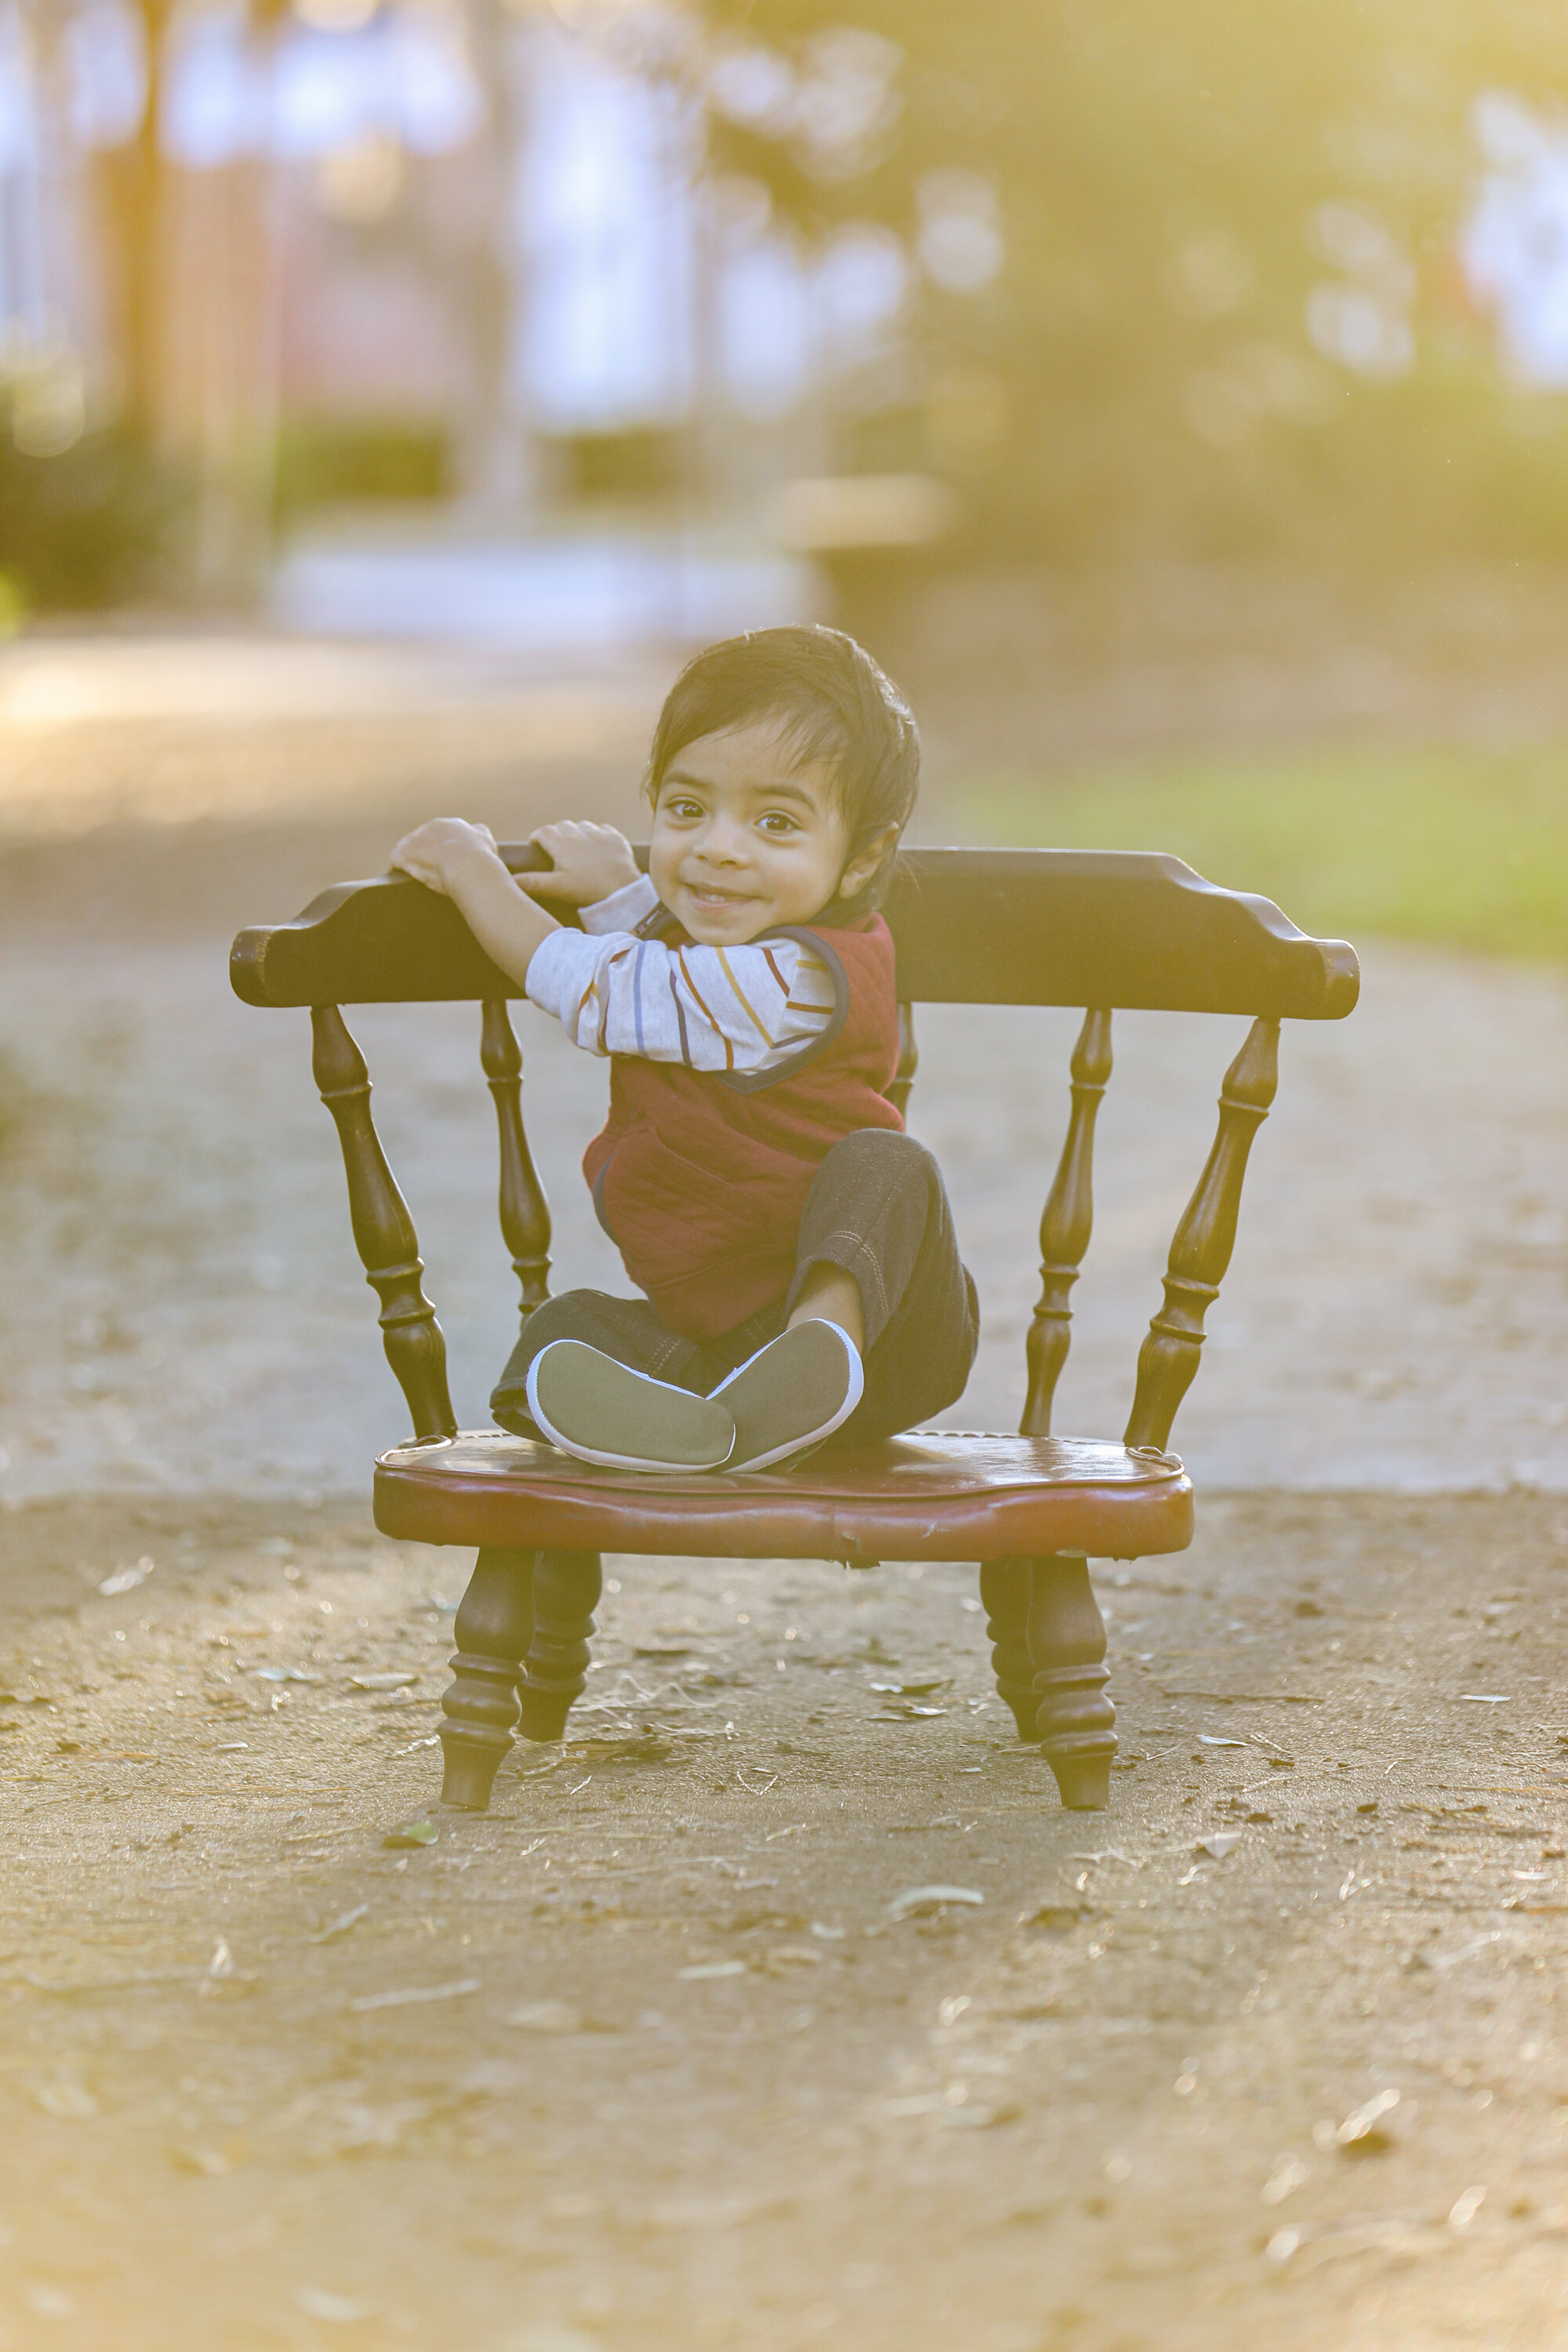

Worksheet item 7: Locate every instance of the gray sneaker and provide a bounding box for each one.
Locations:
[525,1341,736,1472]
[710,1319,864,1474]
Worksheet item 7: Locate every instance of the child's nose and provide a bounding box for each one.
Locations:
[698,814,748,863]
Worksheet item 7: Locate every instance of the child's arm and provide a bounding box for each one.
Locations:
[393,817,838,1076]
[390,818,645,988]
[528,927,838,1073]
[389,818,561,988]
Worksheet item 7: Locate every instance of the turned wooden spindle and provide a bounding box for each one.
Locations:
[481,998,552,1324]
[1124,1015,1279,1453]
[439,1546,535,1810]
[886,1001,919,1120]
[1022,1007,1113,1436]
[1028,1553,1116,1809]
[979,1559,1039,1740]
[310,1004,456,1441]
[517,1548,602,1742]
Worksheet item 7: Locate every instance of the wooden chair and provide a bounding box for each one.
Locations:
[231,848,1357,1813]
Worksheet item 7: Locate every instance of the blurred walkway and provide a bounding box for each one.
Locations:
[0,528,814,840]
[0,630,666,840]
[271,524,815,653]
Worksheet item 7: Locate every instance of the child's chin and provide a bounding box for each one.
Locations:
[694,926,765,947]
[684,906,770,943]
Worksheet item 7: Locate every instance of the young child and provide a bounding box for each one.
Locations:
[390,624,978,1475]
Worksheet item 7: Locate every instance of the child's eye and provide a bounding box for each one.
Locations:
[663,797,704,820]
[758,812,800,835]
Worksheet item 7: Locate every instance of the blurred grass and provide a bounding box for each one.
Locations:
[956,746,1568,960]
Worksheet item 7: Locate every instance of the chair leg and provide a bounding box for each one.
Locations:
[517,1548,601,1743]
[439,1546,535,1811]
[979,1559,1040,1740]
[1027,1553,1116,1810]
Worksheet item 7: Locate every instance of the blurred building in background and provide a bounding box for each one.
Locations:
[1461,92,1568,390]
[4,0,1568,663]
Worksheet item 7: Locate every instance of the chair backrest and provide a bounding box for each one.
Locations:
[234,843,1358,1018]
[231,847,1359,1459]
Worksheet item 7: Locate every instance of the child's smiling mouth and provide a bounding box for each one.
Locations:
[681,880,758,909]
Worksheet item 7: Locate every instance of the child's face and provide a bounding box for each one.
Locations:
[648,718,879,944]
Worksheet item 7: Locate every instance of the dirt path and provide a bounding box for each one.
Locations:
[3,626,1568,2350]
[4,1490,1568,2352]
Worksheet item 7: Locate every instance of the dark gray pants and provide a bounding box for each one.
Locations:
[491,1129,979,1450]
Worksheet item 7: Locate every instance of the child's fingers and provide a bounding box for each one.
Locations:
[514,821,637,906]
[527,822,576,861]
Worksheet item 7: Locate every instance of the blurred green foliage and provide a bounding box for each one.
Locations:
[956,745,1568,960]
[708,0,1568,569]
[557,426,686,501]
[273,418,452,517]
[0,426,188,610]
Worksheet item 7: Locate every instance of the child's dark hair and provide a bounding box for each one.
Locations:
[644,625,920,914]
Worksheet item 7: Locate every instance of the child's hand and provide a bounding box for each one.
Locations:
[390,818,503,895]
[516,822,641,908]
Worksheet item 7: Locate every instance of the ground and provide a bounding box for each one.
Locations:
[5,1492,1568,2352]
[1,619,1566,2352]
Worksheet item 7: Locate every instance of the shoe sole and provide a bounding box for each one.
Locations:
[525,1341,735,1473]
[710,1319,865,1474]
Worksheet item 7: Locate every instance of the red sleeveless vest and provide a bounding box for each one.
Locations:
[582,913,903,1339]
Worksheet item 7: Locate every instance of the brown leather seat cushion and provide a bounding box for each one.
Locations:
[373,1429,1193,1563]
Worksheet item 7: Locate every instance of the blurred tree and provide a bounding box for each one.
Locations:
[0,427,188,609]
[98,0,177,446]
[700,0,1568,574]
[459,0,532,509]
[0,0,194,611]
[87,0,291,594]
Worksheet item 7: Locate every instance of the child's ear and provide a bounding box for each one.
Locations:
[837,826,899,898]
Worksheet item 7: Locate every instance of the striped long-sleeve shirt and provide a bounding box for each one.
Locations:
[524,873,839,1076]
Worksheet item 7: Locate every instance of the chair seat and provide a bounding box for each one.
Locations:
[372,1428,1194,1564]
